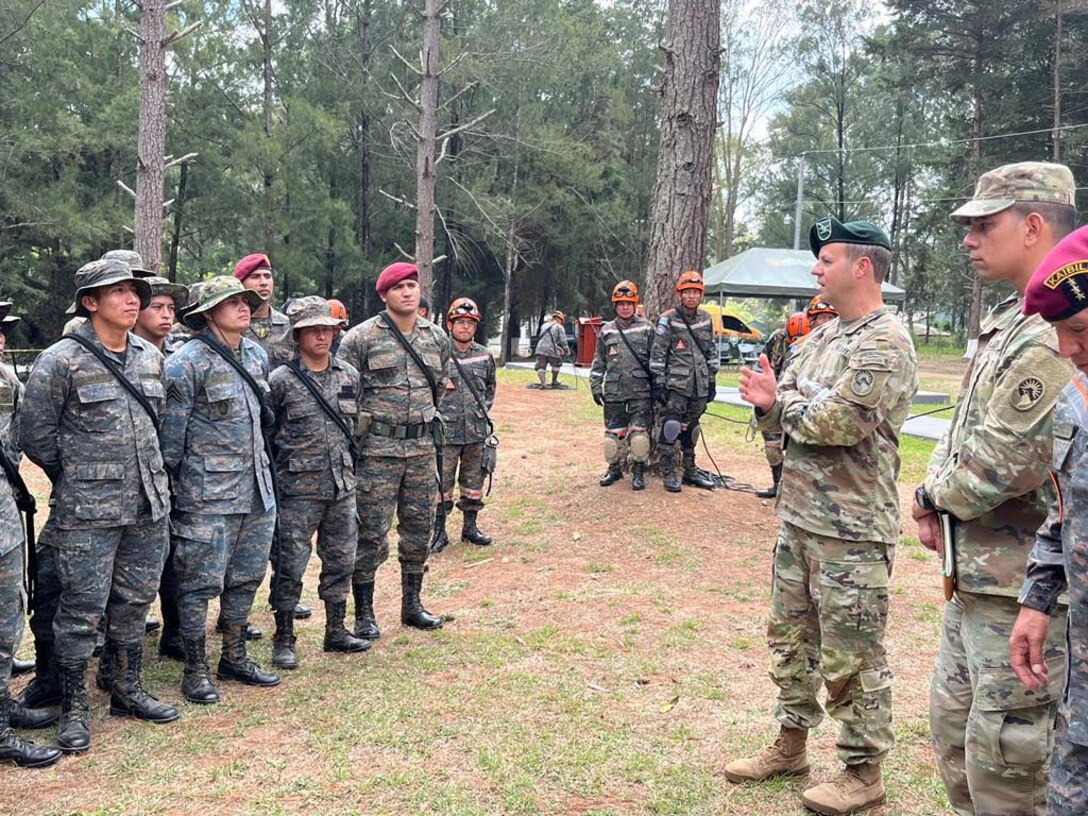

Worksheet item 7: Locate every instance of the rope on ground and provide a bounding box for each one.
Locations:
[696,414,760,494]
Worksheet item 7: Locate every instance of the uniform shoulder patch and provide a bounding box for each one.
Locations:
[655,315,669,336]
[1012,376,1046,411]
[851,370,875,397]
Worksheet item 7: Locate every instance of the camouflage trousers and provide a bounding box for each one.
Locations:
[441,443,485,510]
[52,515,169,663]
[930,592,1066,816]
[1049,710,1088,816]
[27,516,61,645]
[534,355,562,372]
[768,521,894,765]
[270,494,357,612]
[171,508,275,638]
[0,545,22,699]
[661,391,707,452]
[354,453,435,582]
[761,431,784,468]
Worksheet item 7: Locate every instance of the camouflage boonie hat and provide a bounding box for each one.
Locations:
[182,275,266,329]
[286,295,344,330]
[142,276,189,311]
[950,161,1076,224]
[100,249,155,278]
[71,258,152,317]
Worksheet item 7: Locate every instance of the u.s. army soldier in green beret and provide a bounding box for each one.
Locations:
[731,217,917,816]
[912,162,1077,816]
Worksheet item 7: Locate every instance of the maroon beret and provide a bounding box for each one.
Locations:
[375,262,418,295]
[1023,225,1088,322]
[233,253,272,281]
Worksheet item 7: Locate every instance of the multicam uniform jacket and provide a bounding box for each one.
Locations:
[757,308,917,544]
[925,295,1073,597]
[440,341,496,446]
[268,358,360,500]
[590,316,654,402]
[649,307,719,398]
[160,332,276,514]
[20,323,171,530]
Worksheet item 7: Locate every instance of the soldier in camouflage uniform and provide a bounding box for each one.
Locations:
[911,163,1077,816]
[533,310,569,388]
[649,270,718,493]
[432,297,497,551]
[730,217,918,816]
[266,296,369,669]
[754,316,801,499]
[337,262,450,638]
[235,253,294,372]
[590,281,654,491]
[161,276,280,704]
[1011,225,1088,816]
[21,260,180,754]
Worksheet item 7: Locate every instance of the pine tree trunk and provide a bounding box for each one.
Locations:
[134,0,167,273]
[642,0,721,320]
[414,0,443,296]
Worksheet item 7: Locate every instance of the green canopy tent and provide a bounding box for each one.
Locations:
[702,247,906,303]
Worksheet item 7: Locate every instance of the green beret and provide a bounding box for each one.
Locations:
[809,216,891,257]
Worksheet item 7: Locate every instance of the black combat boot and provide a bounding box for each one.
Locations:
[323,600,370,653]
[216,616,263,641]
[16,639,60,709]
[461,510,492,546]
[294,603,312,620]
[11,657,35,675]
[144,618,161,634]
[271,610,299,670]
[400,572,443,630]
[755,464,782,499]
[158,600,184,661]
[94,639,118,692]
[681,449,715,489]
[660,444,681,493]
[598,462,624,487]
[352,581,381,641]
[0,697,62,768]
[56,662,90,754]
[109,643,179,723]
[180,635,219,704]
[9,698,58,729]
[217,623,280,687]
[631,462,645,491]
[429,520,450,553]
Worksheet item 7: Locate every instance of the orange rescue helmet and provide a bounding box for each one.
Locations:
[447,296,481,326]
[785,312,811,342]
[611,280,639,304]
[675,270,704,292]
[806,296,837,320]
[327,298,348,324]
[551,310,565,323]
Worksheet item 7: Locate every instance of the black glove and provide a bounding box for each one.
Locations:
[652,384,668,405]
[707,381,717,402]
[592,391,604,407]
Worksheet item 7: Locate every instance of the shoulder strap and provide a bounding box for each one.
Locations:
[283,360,361,461]
[614,321,654,380]
[189,333,269,412]
[379,314,440,407]
[451,355,494,435]
[65,334,159,434]
[674,308,711,358]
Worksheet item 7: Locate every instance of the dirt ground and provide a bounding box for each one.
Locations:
[5,369,954,815]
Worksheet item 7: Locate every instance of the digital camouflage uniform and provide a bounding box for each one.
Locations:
[1018,374,1088,816]
[268,356,360,613]
[337,314,449,582]
[439,340,496,513]
[590,315,654,469]
[759,327,791,470]
[925,294,1074,816]
[755,307,918,766]
[0,353,26,703]
[533,320,568,383]
[245,307,293,371]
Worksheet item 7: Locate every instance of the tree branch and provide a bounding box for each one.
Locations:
[164,152,199,169]
[379,188,417,210]
[394,241,416,260]
[390,45,422,75]
[0,0,47,47]
[437,50,467,77]
[389,71,421,110]
[440,80,477,112]
[163,21,202,46]
[439,108,495,142]
[116,180,137,200]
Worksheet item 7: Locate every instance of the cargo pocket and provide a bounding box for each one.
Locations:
[204,381,237,420]
[75,381,123,434]
[972,663,1060,768]
[201,455,243,501]
[71,462,125,521]
[819,559,890,633]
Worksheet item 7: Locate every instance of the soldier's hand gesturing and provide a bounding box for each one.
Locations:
[739,354,777,412]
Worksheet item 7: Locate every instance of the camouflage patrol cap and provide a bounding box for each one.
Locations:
[142,276,189,311]
[72,258,152,317]
[286,295,344,330]
[100,249,156,278]
[809,216,891,256]
[950,162,1076,224]
[182,275,266,329]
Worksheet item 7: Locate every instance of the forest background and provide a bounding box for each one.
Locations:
[2,0,1087,347]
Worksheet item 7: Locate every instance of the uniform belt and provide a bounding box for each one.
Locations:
[370,420,431,440]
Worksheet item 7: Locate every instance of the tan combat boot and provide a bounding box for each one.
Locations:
[800,761,885,815]
[722,726,809,782]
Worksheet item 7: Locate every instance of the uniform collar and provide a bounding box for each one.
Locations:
[835,306,888,337]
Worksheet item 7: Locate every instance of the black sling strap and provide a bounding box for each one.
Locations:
[0,445,36,605]
[451,356,494,436]
[283,359,361,462]
[614,320,654,381]
[65,333,160,434]
[379,314,441,406]
[674,308,712,360]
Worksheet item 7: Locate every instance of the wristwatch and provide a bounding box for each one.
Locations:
[914,485,936,512]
